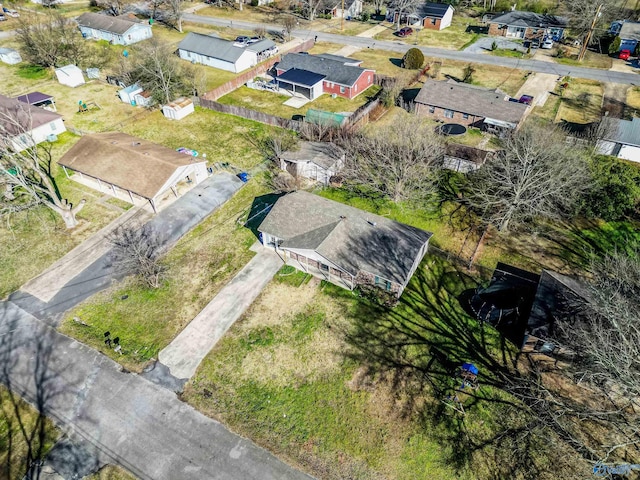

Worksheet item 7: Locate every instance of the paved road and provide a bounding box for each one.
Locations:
[159,247,283,380]
[184,13,640,85]
[10,173,244,324]
[0,301,312,480]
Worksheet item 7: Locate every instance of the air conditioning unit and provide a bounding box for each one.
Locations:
[331,93,337,98]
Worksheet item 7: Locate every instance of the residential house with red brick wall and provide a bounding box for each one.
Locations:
[275,53,375,100]
[387,2,454,30]
[414,79,529,132]
[486,11,567,41]
[258,191,432,297]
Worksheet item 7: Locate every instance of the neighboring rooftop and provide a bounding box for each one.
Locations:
[315,53,362,65]
[415,2,453,18]
[280,141,344,170]
[58,132,204,200]
[76,12,140,34]
[488,10,567,28]
[602,117,640,147]
[415,79,528,124]
[178,32,247,63]
[16,91,53,105]
[258,191,432,285]
[0,47,18,54]
[245,38,277,53]
[277,53,371,87]
[0,94,62,137]
[619,21,640,40]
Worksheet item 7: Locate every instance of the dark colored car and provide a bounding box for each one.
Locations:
[518,95,534,105]
[234,36,250,44]
[395,27,413,37]
[619,49,631,60]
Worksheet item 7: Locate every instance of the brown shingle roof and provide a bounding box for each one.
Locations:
[0,94,62,137]
[258,191,432,284]
[415,79,528,125]
[76,12,138,35]
[58,133,205,200]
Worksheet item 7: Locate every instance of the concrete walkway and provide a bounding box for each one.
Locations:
[159,247,283,380]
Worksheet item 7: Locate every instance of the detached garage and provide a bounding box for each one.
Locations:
[58,132,208,212]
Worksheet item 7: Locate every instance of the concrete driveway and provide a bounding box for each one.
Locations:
[514,72,559,107]
[463,36,527,54]
[159,246,283,381]
[10,173,244,323]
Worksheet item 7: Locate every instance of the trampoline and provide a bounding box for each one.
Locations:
[438,123,467,136]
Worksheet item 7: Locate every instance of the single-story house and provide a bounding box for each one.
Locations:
[258,191,432,296]
[609,21,640,53]
[388,2,454,30]
[597,117,640,162]
[177,33,277,73]
[162,97,194,120]
[118,84,152,106]
[414,79,529,132]
[279,141,345,185]
[487,11,567,40]
[16,91,57,112]
[0,94,66,152]
[443,144,494,173]
[58,132,208,212]
[324,0,363,19]
[55,65,85,88]
[276,53,375,100]
[315,53,363,66]
[76,12,152,46]
[276,68,326,100]
[0,48,22,65]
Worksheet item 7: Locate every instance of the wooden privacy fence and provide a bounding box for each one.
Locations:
[198,97,304,131]
[201,38,315,101]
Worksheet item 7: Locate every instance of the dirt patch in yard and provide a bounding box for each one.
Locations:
[601,82,629,119]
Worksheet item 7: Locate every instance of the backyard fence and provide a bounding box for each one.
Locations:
[201,38,315,101]
[198,97,305,131]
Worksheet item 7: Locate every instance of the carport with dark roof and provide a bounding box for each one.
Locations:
[276,68,326,99]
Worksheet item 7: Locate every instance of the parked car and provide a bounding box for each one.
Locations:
[619,49,631,60]
[247,36,262,44]
[3,8,19,17]
[0,14,6,21]
[541,38,553,49]
[518,95,534,105]
[234,36,250,45]
[395,27,413,37]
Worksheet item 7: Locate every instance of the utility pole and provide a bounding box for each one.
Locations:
[341,0,345,31]
[578,3,603,61]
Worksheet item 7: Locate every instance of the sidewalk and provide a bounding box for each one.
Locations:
[158,246,283,380]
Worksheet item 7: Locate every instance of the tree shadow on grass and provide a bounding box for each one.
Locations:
[244,193,286,238]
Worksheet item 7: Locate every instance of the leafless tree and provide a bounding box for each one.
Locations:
[390,0,421,29]
[94,0,133,15]
[130,39,188,104]
[253,25,267,38]
[16,13,90,68]
[366,0,386,17]
[299,0,323,20]
[581,116,618,153]
[163,0,185,32]
[149,0,166,19]
[465,124,592,233]
[0,107,86,229]
[282,15,297,40]
[109,224,167,289]
[338,117,444,203]
[564,0,615,43]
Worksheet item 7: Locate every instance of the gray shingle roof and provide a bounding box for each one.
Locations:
[602,117,640,147]
[416,2,453,18]
[488,10,567,29]
[178,32,246,63]
[246,38,276,53]
[619,22,640,41]
[0,94,62,136]
[76,12,140,35]
[415,79,528,125]
[280,141,344,169]
[316,53,362,65]
[258,191,432,284]
[277,53,371,87]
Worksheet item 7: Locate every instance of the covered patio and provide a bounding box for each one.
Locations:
[276,68,325,100]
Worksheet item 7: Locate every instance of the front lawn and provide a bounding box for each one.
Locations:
[217,85,380,119]
[554,78,603,124]
[59,177,269,371]
[373,17,483,50]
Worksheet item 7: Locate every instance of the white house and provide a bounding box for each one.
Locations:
[325,0,363,19]
[55,65,85,87]
[76,12,152,46]
[279,141,345,185]
[162,98,194,120]
[0,94,66,152]
[597,117,640,163]
[177,33,277,73]
[0,48,22,65]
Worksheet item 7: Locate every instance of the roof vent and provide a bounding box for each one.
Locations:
[367,219,377,227]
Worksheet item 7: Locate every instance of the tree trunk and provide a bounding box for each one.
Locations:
[53,199,86,229]
[177,16,183,33]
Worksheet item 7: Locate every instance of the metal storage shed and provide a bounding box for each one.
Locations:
[55,65,85,87]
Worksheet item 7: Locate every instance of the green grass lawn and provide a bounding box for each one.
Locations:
[554,78,603,125]
[490,48,528,58]
[59,177,270,371]
[217,85,380,119]
[373,17,483,50]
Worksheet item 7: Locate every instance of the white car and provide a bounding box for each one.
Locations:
[3,8,19,17]
[541,38,554,49]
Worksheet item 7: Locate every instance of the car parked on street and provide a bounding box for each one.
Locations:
[395,27,413,37]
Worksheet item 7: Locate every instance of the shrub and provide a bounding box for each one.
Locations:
[491,40,498,51]
[401,47,424,69]
[251,0,259,6]
[361,11,370,21]
[609,36,621,55]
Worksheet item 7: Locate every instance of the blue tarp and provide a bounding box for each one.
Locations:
[461,363,478,376]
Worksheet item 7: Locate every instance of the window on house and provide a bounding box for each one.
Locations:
[320,263,329,272]
[50,122,57,131]
[374,276,381,285]
[368,75,372,84]
[444,109,454,118]
[431,18,436,25]
[385,281,392,291]
[429,106,435,114]
[462,113,469,119]
[340,86,346,93]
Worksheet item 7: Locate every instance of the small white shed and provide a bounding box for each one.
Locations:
[55,65,85,87]
[162,98,194,120]
[118,84,143,104]
[0,48,22,65]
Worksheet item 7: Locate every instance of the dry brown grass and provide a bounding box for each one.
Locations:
[555,78,603,124]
